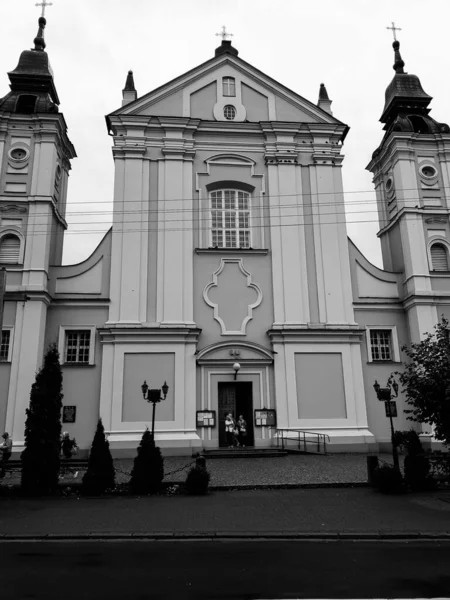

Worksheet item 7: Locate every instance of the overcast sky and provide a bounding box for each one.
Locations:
[2,0,449,268]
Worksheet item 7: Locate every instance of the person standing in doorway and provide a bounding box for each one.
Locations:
[237,415,248,447]
[225,413,235,448]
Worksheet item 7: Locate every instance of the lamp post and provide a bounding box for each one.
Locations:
[373,378,400,470]
[141,380,169,444]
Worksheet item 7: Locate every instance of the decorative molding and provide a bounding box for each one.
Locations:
[195,248,268,255]
[196,340,274,363]
[0,204,27,214]
[203,258,262,336]
[425,216,448,224]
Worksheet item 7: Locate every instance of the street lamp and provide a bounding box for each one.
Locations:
[141,380,169,443]
[373,377,400,470]
[233,362,241,380]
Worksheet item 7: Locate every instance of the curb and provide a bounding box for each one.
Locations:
[1,531,450,542]
[207,482,369,491]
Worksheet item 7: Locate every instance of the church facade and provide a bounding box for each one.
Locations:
[1,18,449,456]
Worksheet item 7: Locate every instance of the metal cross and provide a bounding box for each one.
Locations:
[35,0,53,17]
[215,25,233,41]
[386,21,401,41]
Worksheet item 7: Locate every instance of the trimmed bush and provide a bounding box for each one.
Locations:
[394,429,433,490]
[185,465,211,495]
[373,464,404,494]
[21,343,63,495]
[129,429,164,495]
[82,419,115,495]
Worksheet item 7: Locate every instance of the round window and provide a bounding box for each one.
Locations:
[421,165,437,178]
[223,105,236,120]
[386,177,393,192]
[8,146,29,162]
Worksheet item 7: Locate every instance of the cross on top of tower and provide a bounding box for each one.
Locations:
[386,21,401,41]
[35,0,53,18]
[215,25,233,41]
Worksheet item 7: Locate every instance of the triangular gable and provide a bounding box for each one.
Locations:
[108,52,345,127]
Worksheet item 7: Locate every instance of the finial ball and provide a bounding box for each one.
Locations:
[39,17,46,26]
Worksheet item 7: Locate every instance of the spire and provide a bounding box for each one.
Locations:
[0,16,59,112]
[34,16,47,51]
[317,83,333,115]
[122,70,137,106]
[380,38,432,125]
[392,40,405,74]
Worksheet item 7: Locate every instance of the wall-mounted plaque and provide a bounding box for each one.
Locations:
[254,408,276,427]
[62,405,77,423]
[196,410,216,428]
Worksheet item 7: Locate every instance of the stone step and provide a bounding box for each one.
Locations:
[201,448,288,459]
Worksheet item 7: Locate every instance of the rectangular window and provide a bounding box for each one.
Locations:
[370,330,392,361]
[222,77,236,97]
[0,330,11,362]
[210,189,251,249]
[65,330,91,364]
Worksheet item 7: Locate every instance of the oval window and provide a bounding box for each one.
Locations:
[421,165,437,178]
[386,177,393,192]
[223,105,236,120]
[8,147,29,162]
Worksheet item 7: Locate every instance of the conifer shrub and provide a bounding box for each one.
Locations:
[21,343,63,495]
[185,463,211,495]
[129,429,165,495]
[372,463,404,494]
[82,419,115,495]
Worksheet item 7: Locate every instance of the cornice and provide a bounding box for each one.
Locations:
[98,326,202,344]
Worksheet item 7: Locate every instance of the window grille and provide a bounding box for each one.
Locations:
[222,77,236,97]
[65,330,91,364]
[0,330,10,361]
[430,243,449,271]
[223,105,236,120]
[370,330,392,361]
[210,189,251,248]
[0,235,20,263]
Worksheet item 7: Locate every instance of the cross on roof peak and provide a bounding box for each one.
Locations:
[35,0,53,18]
[215,25,233,41]
[386,21,401,41]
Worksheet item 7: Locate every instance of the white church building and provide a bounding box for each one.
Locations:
[1,16,449,456]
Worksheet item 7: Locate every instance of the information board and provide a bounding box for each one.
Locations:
[62,405,77,423]
[254,408,276,427]
[196,410,216,428]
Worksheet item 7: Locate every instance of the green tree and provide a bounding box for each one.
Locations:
[21,343,63,495]
[398,317,450,447]
[129,428,165,494]
[82,418,115,495]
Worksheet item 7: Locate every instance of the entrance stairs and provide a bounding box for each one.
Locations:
[201,447,288,459]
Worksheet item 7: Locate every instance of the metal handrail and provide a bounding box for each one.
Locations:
[270,427,330,454]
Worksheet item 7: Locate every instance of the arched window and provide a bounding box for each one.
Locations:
[223,105,236,120]
[430,243,449,271]
[210,189,251,248]
[222,77,236,97]
[0,234,21,263]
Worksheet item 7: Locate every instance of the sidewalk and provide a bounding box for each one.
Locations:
[1,487,450,541]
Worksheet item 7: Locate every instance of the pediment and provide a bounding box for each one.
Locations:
[109,54,343,127]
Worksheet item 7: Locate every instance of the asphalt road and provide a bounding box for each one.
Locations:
[1,540,450,599]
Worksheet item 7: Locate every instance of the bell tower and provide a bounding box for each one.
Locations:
[367,38,450,340]
[0,16,76,446]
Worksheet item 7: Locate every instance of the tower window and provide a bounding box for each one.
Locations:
[222,77,236,97]
[15,95,37,114]
[430,243,449,271]
[0,234,21,264]
[223,105,236,120]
